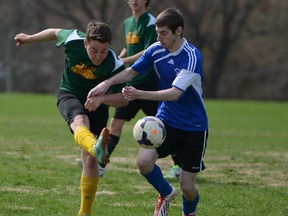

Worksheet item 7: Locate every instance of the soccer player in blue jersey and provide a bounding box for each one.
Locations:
[87,8,208,216]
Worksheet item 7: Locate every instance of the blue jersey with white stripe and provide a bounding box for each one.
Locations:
[131,39,208,131]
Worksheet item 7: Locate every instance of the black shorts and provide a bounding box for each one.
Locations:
[113,77,158,121]
[156,123,208,173]
[56,90,108,136]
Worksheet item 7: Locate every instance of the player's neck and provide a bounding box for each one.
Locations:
[132,8,147,20]
[169,38,185,53]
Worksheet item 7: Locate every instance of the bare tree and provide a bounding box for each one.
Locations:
[173,0,264,98]
[3,0,287,99]
[37,0,127,31]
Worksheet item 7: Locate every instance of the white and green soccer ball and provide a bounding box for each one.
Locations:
[133,116,166,149]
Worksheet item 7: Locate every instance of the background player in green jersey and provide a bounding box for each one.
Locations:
[14,20,128,216]
[104,0,181,179]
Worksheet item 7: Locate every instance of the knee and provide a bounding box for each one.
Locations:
[180,183,198,201]
[71,115,89,131]
[136,156,152,174]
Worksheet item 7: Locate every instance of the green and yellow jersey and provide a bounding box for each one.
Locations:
[56,29,125,100]
[123,12,157,85]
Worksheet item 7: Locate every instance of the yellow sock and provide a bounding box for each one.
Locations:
[74,126,96,157]
[78,175,99,216]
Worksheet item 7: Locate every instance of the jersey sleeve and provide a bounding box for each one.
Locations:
[107,48,126,93]
[172,69,201,91]
[55,29,75,47]
[131,48,154,75]
[142,24,157,49]
[108,67,126,94]
[108,64,126,94]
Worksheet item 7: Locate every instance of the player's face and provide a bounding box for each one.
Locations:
[84,40,109,66]
[127,0,147,11]
[156,26,180,52]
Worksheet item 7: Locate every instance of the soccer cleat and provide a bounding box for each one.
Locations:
[98,163,106,177]
[182,212,196,216]
[154,187,177,216]
[93,127,110,165]
[164,165,181,179]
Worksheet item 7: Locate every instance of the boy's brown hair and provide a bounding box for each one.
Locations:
[156,8,184,34]
[86,20,112,44]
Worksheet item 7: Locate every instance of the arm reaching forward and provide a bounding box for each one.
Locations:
[14,28,61,47]
[87,67,138,98]
[84,93,128,112]
[122,86,183,102]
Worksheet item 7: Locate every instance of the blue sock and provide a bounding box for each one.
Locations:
[142,164,172,197]
[182,194,199,214]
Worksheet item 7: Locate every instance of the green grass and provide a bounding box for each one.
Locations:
[0,93,287,216]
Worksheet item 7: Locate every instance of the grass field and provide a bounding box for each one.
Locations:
[0,93,287,216]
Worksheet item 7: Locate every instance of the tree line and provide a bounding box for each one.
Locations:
[1,0,287,100]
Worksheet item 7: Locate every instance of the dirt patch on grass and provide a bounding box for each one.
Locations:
[202,153,288,187]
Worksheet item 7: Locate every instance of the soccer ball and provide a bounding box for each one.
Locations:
[133,116,166,149]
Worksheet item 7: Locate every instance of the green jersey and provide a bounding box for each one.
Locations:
[56,29,125,100]
[123,12,157,85]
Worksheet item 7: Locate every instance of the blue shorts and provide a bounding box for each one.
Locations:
[156,123,208,173]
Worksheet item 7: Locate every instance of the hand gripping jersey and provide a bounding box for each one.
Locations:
[131,39,208,131]
[56,29,125,100]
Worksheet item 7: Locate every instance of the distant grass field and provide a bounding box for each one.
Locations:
[0,93,287,216]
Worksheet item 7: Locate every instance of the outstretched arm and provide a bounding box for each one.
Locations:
[118,48,127,59]
[14,28,61,47]
[120,50,144,65]
[87,67,138,98]
[122,86,183,102]
[84,93,129,112]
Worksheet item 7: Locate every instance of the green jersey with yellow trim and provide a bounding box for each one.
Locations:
[123,12,157,85]
[56,29,125,100]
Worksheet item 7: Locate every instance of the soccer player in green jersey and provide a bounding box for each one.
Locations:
[103,0,159,176]
[93,0,178,179]
[14,20,128,216]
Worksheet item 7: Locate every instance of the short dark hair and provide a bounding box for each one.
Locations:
[155,8,184,34]
[86,20,112,44]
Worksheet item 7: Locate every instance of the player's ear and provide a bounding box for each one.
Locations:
[84,39,88,48]
[176,26,183,36]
